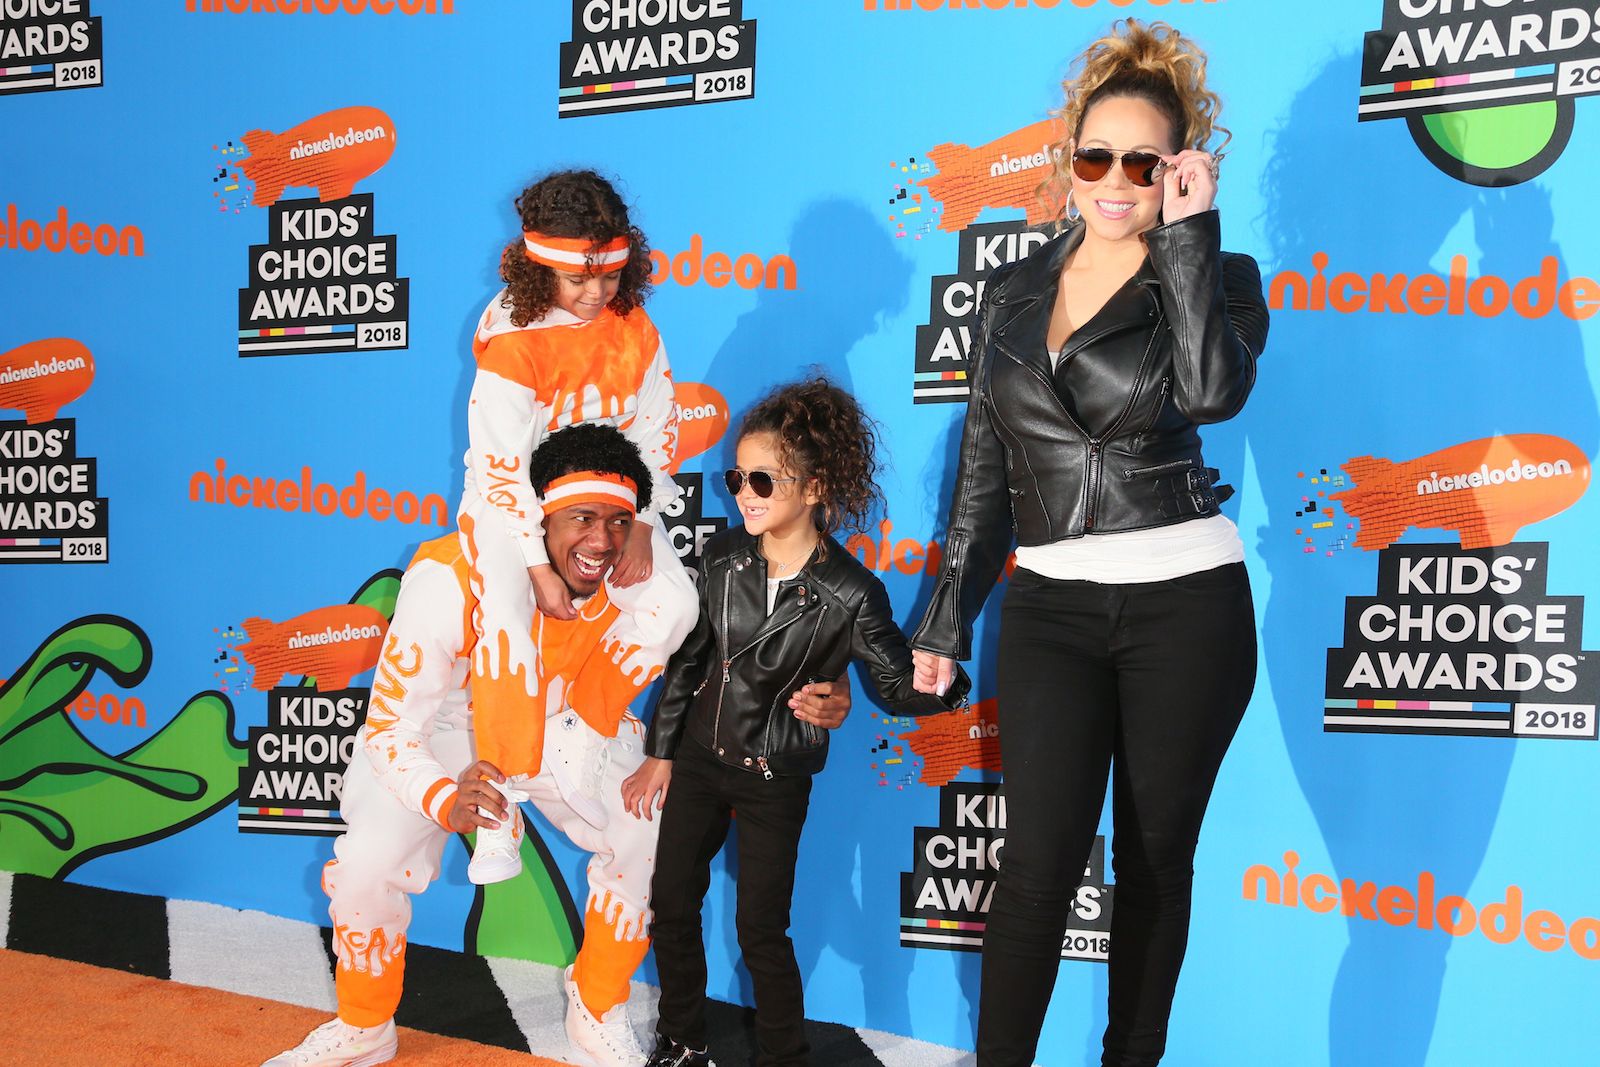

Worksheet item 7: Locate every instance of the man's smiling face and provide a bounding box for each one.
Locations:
[543,501,634,598]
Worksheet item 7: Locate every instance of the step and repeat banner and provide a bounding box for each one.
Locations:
[3,3,1599,1064]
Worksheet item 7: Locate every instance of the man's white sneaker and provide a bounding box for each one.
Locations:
[260,1017,397,1067]
[467,777,528,885]
[564,964,646,1067]
[548,711,611,829]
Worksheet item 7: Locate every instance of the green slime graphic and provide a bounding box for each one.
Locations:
[1422,100,1559,170]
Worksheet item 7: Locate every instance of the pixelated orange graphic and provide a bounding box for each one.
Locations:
[237,604,389,692]
[670,381,729,473]
[237,105,397,207]
[0,339,94,424]
[920,119,1065,233]
[898,697,1001,787]
[1335,434,1589,550]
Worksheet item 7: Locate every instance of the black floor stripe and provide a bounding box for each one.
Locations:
[703,999,884,1067]
[7,873,171,979]
[318,926,529,1052]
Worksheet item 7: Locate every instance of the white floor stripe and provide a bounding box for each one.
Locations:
[167,898,336,1012]
[485,955,661,1063]
[0,870,12,948]
[856,1026,973,1067]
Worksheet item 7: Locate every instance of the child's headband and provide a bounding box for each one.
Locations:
[522,231,631,274]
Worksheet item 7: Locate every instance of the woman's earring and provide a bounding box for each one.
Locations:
[1066,189,1081,224]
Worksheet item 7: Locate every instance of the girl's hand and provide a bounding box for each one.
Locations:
[912,650,955,696]
[529,564,577,620]
[1161,149,1219,224]
[609,520,655,589]
[621,757,672,820]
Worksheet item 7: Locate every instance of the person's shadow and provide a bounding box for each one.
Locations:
[1202,51,1598,1066]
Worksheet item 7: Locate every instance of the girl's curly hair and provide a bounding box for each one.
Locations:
[497,169,654,326]
[739,376,883,539]
[1037,19,1230,225]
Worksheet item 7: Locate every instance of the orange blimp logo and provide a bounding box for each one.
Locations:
[920,119,1065,233]
[1335,434,1589,551]
[238,604,389,692]
[671,381,730,473]
[237,106,397,207]
[0,339,94,424]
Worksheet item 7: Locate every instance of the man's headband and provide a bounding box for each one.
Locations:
[540,470,639,517]
[522,231,631,274]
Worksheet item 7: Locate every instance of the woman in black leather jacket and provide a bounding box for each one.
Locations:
[630,378,969,1067]
[911,20,1269,1067]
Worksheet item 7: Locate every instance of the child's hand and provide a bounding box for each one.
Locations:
[621,757,672,820]
[790,672,853,730]
[529,564,577,620]
[609,520,654,588]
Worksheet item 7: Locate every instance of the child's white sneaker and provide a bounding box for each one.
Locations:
[564,964,646,1067]
[467,777,528,885]
[260,1017,397,1067]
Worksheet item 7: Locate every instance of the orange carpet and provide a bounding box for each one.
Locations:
[0,948,567,1067]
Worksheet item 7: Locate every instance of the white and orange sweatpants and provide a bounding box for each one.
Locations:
[323,716,659,1028]
[460,504,697,777]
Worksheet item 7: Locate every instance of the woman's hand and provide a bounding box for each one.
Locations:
[1161,149,1219,223]
[621,757,672,820]
[446,760,510,834]
[609,520,655,588]
[529,563,577,620]
[912,650,956,696]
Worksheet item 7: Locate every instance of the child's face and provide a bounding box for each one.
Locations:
[553,269,621,320]
[732,432,819,541]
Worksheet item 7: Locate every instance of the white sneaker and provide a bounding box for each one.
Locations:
[467,777,528,885]
[548,711,611,830]
[564,964,646,1067]
[260,1017,397,1067]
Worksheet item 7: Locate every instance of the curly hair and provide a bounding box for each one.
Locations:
[497,169,655,326]
[527,423,654,513]
[1037,19,1230,224]
[739,375,883,539]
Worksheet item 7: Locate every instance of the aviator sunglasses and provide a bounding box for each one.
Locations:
[1070,147,1170,187]
[724,468,799,498]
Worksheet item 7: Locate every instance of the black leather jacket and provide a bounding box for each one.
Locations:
[648,527,970,777]
[912,211,1269,659]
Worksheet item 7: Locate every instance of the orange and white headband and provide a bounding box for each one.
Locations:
[522,231,631,274]
[541,470,639,517]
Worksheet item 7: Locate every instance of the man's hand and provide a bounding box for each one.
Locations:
[446,760,511,834]
[610,520,654,589]
[529,563,577,620]
[621,757,672,820]
[790,671,853,730]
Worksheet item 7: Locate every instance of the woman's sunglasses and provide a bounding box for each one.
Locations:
[1070,147,1170,188]
[724,469,799,498]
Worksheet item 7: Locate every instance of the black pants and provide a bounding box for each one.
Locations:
[650,735,814,1066]
[978,563,1257,1067]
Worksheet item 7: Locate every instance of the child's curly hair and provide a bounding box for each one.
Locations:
[1037,19,1230,224]
[739,376,883,539]
[497,170,654,326]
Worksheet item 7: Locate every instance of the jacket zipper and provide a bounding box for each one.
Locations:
[760,606,827,780]
[1133,376,1171,447]
[1123,458,1194,480]
[710,565,734,747]
[1083,324,1161,531]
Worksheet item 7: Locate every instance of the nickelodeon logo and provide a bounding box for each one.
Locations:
[0,339,94,424]
[1269,254,1600,320]
[1334,434,1588,550]
[1,204,143,257]
[920,119,1064,233]
[846,518,1018,581]
[238,604,389,691]
[1244,851,1600,961]
[186,0,453,14]
[238,106,396,207]
[188,458,449,526]
[670,381,729,472]
[648,234,796,291]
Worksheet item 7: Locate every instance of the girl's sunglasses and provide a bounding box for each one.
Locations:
[724,469,799,498]
[1070,147,1169,188]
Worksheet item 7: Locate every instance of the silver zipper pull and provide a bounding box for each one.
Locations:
[722,660,731,682]
[757,755,773,781]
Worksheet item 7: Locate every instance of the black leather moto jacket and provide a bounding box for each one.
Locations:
[912,211,1269,660]
[648,527,971,777]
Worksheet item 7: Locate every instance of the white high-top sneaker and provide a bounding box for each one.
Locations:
[547,710,610,830]
[467,777,529,885]
[260,1017,397,1067]
[564,964,646,1067]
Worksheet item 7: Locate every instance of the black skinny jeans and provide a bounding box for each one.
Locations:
[650,734,814,1066]
[978,562,1256,1067]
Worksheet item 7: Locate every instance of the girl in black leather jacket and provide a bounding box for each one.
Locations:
[628,378,969,1067]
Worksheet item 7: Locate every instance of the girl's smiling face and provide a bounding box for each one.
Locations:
[731,432,818,540]
[552,268,620,320]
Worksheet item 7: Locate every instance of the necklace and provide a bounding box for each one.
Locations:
[762,535,815,578]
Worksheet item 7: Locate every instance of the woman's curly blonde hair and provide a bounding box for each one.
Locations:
[1037,19,1230,225]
